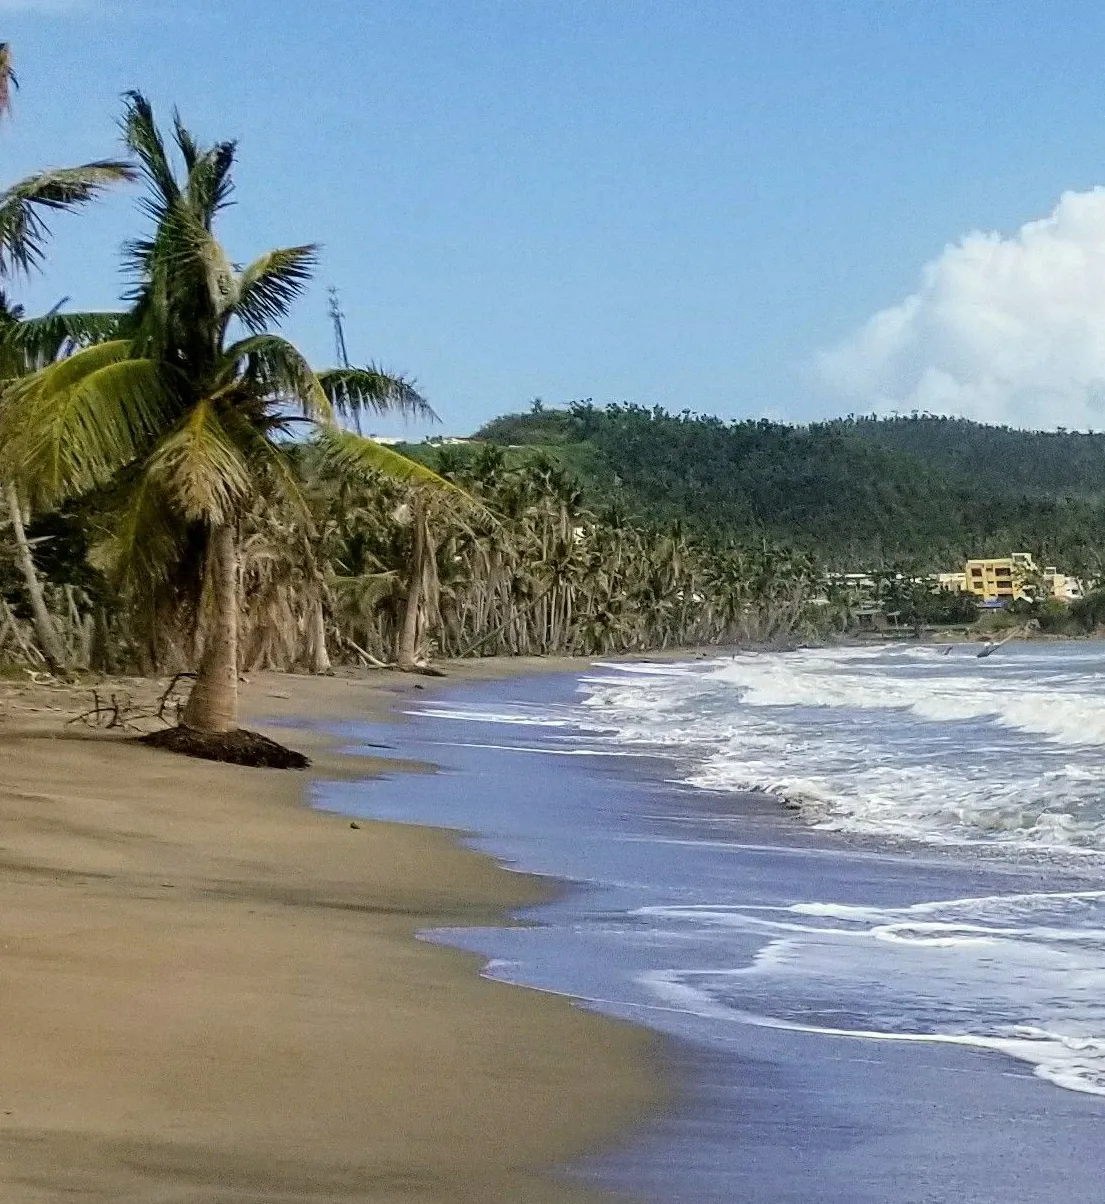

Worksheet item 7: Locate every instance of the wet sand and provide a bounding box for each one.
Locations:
[331,668,1105,1204]
[0,665,662,1204]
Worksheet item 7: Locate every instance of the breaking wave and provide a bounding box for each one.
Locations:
[576,645,1105,850]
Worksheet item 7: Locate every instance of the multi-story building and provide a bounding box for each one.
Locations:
[961,553,1084,604]
[963,552,1036,604]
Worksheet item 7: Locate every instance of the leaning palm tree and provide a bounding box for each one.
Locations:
[0,44,134,670]
[1,94,456,754]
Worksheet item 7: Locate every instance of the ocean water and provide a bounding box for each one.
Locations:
[576,642,1105,850]
[321,645,1105,1203]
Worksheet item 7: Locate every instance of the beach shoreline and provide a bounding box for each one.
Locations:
[0,661,664,1204]
[341,663,1105,1204]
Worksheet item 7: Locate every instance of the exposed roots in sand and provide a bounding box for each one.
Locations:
[138,725,310,769]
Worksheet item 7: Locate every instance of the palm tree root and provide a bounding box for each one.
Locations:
[138,725,310,769]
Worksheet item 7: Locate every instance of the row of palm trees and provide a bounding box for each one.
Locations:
[276,444,824,663]
[0,53,825,751]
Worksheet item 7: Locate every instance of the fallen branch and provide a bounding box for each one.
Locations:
[337,631,392,669]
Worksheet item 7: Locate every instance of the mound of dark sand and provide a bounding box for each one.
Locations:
[139,725,310,769]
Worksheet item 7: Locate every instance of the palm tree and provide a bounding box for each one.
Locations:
[1,93,454,741]
[0,45,134,671]
[1,297,125,670]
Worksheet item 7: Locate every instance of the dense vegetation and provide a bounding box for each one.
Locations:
[0,54,827,743]
[471,405,1105,573]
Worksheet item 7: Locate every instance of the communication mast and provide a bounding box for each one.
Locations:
[327,286,360,433]
[327,286,350,368]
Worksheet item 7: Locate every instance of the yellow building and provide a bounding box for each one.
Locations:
[940,554,1083,605]
[964,552,1036,603]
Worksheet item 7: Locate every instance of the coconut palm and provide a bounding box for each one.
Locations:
[0,45,134,670]
[1,297,126,670]
[0,93,456,738]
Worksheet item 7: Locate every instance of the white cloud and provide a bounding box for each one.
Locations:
[819,188,1105,429]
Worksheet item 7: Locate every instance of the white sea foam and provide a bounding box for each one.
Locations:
[572,645,1105,850]
[409,704,587,728]
[636,890,1105,1097]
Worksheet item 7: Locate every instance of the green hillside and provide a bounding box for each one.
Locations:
[447,404,1105,572]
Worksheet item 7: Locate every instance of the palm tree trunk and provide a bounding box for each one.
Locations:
[306,596,333,674]
[397,502,425,671]
[182,523,240,733]
[5,481,66,672]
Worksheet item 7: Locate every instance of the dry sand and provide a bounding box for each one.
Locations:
[0,665,662,1203]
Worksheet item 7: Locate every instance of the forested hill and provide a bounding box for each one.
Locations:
[464,405,1105,570]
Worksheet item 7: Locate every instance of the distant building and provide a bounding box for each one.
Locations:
[960,553,1084,604]
[937,571,967,592]
[1042,567,1084,602]
[964,553,1036,603]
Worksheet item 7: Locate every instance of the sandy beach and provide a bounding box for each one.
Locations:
[0,664,661,1204]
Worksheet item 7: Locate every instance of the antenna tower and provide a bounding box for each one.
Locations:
[327,286,361,433]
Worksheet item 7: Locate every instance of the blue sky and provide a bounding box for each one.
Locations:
[9,1,1105,434]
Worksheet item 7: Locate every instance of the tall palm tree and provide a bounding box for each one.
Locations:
[0,45,134,670]
[1,93,454,738]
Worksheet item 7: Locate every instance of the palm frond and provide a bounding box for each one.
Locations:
[8,310,125,364]
[146,397,253,524]
[88,469,187,594]
[219,404,311,523]
[0,162,137,275]
[1,344,175,506]
[232,245,318,332]
[187,140,237,223]
[314,427,488,517]
[172,108,200,174]
[121,91,178,218]
[5,337,130,398]
[318,365,436,423]
[221,333,332,421]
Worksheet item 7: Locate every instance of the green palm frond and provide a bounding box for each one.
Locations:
[314,427,488,517]
[318,365,437,423]
[146,397,253,524]
[1,343,175,506]
[0,162,137,275]
[8,310,125,362]
[187,140,237,223]
[88,468,187,594]
[6,337,131,398]
[171,108,200,174]
[221,333,332,421]
[232,245,318,333]
[219,404,311,522]
[122,91,179,219]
